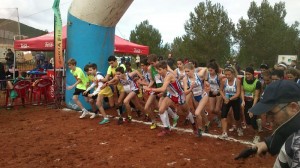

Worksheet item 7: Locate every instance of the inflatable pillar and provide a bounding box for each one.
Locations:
[66,0,133,110]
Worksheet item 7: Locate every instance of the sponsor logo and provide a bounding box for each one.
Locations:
[134,48,141,53]
[20,43,29,48]
[45,42,54,48]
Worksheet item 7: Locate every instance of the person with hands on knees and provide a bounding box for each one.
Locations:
[250,80,300,168]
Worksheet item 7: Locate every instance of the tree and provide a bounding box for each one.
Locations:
[130,20,166,55]
[235,0,299,67]
[171,0,235,64]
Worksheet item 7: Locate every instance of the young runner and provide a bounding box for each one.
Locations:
[240,67,262,143]
[83,64,99,117]
[139,58,159,125]
[104,67,145,123]
[182,63,210,137]
[206,62,222,127]
[83,63,114,124]
[66,58,90,119]
[145,54,179,130]
[104,55,127,124]
[219,66,243,139]
[144,61,197,136]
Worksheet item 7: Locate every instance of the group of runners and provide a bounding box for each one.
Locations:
[67,54,300,143]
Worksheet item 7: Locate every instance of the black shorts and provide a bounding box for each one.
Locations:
[73,88,89,97]
[91,94,98,100]
[209,91,220,97]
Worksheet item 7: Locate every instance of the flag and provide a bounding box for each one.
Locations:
[52,0,63,68]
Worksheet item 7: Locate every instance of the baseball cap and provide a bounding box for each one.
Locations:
[249,80,300,115]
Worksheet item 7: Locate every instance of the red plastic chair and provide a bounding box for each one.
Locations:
[6,80,32,108]
[32,78,53,105]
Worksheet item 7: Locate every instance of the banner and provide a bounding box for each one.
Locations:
[52,0,63,68]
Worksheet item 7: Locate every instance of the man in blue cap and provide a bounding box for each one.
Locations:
[250,80,300,167]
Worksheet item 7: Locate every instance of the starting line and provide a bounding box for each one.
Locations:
[61,108,254,146]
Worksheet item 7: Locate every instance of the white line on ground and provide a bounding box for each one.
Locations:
[61,108,254,146]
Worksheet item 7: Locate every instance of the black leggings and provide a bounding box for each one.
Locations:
[244,100,258,130]
[221,98,240,121]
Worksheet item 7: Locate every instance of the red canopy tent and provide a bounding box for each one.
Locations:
[14,26,149,55]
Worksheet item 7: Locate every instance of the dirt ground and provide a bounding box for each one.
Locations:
[0,105,276,168]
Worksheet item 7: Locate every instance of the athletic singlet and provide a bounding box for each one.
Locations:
[187,73,204,96]
[165,72,184,97]
[224,78,237,98]
[142,70,151,84]
[243,77,258,101]
[119,73,138,93]
[208,73,220,94]
[150,66,163,88]
[175,68,186,86]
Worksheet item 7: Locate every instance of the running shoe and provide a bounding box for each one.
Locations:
[173,115,179,127]
[79,110,89,119]
[117,117,123,125]
[90,112,96,119]
[237,128,244,136]
[253,136,260,144]
[99,118,109,125]
[241,122,247,129]
[229,125,236,132]
[197,129,203,137]
[157,128,171,137]
[126,116,132,123]
[150,123,157,129]
[218,132,228,140]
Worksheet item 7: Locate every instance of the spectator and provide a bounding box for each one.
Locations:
[0,62,5,90]
[251,80,300,167]
[5,49,14,69]
[271,69,284,81]
[5,65,19,80]
[285,68,300,84]
[224,60,231,68]
[6,71,27,109]
[135,55,140,68]
[233,59,242,75]
[166,53,175,69]
[42,60,53,70]
[49,57,54,65]
[277,62,288,71]
[121,57,126,65]
[290,60,298,69]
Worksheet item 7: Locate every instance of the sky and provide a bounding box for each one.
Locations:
[1,0,299,44]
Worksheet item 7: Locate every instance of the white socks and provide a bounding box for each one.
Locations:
[187,111,195,124]
[160,111,170,128]
[167,107,177,119]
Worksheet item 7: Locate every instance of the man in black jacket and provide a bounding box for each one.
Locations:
[250,80,300,167]
[5,49,14,69]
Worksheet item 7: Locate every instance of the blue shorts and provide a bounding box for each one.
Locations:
[194,95,202,102]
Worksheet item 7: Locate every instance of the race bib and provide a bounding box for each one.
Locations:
[192,87,202,96]
[244,92,254,101]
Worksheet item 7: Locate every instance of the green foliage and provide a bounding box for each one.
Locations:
[130,20,167,55]
[171,0,235,65]
[235,0,300,68]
